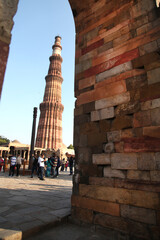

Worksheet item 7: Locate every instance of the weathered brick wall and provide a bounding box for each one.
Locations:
[69,0,160,238]
[0,0,19,98]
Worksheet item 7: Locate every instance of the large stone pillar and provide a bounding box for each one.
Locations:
[70,0,160,238]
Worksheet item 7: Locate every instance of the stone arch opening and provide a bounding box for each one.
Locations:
[1,0,160,238]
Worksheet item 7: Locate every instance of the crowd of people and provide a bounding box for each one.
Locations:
[31,153,74,180]
[0,153,74,180]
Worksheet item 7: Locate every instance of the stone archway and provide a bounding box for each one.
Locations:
[1,0,160,238]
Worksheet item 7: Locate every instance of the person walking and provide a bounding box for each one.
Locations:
[16,154,22,177]
[9,155,16,176]
[38,153,46,180]
[55,156,60,177]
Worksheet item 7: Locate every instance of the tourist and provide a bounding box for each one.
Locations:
[38,153,46,180]
[69,156,73,175]
[51,154,57,177]
[0,156,4,172]
[9,155,16,176]
[31,154,38,178]
[65,160,68,171]
[55,156,60,177]
[16,154,22,177]
[45,158,52,177]
[60,158,65,171]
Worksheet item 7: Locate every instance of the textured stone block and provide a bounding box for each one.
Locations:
[95,92,130,110]
[140,83,160,102]
[121,205,156,224]
[79,184,160,209]
[79,76,95,90]
[91,107,114,121]
[104,166,126,179]
[89,176,114,187]
[111,115,132,130]
[111,153,138,170]
[133,110,151,128]
[82,39,104,55]
[115,142,124,153]
[107,130,121,142]
[123,137,160,152]
[115,178,160,192]
[130,0,155,18]
[155,152,160,170]
[138,152,156,170]
[139,40,158,56]
[71,195,120,216]
[96,61,132,83]
[143,126,160,138]
[103,142,114,153]
[126,74,147,91]
[150,171,160,182]
[92,153,110,165]
[141,98,160,110]
[147,67,160,85]
[151,108,160,126]
[115,101,140,116]
[127,170,150,181]
[77,147,92,164]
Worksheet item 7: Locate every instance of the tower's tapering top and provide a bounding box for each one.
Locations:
[52,36,62,56]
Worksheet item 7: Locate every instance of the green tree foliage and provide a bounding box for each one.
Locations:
[67,144,74,149]
[0,136,10,146]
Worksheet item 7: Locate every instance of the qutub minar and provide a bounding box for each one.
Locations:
[35,36,64,150]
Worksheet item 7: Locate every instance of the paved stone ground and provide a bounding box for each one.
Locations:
[0,171,72,238]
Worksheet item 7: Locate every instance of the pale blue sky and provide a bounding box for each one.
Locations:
[0,0,75,147]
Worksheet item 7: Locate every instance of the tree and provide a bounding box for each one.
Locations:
[67,144,74,149]
[0,136,10,146]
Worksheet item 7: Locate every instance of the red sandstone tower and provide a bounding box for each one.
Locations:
[35,36,64,150]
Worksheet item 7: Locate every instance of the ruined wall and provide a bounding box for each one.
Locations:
[0,0,18,98]
[70,0,160,238]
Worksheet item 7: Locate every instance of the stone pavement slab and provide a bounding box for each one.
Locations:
[0,171,72,239]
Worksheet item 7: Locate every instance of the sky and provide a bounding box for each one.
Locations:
[0,0,75,147]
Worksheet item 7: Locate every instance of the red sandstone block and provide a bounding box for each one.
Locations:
[95,69,145,89]
[133,110,151,128]
[92,26,160,67]
[123,137,160,152]
[78,76,95,90]
[150,171,160,182]
[71,195,120,216]
[143,126,160,138]
[121,205,156,225]
[140,82,160,102]
[76,80,127,106]
[82,39,104,55]
[83,48,138,79]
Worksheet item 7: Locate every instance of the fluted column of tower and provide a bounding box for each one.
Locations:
[35,36,64,150]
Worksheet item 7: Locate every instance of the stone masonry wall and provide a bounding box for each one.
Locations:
[70,0,160,239]
[0,0,18,98]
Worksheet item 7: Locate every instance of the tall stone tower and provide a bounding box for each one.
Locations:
[35,36,64,150]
